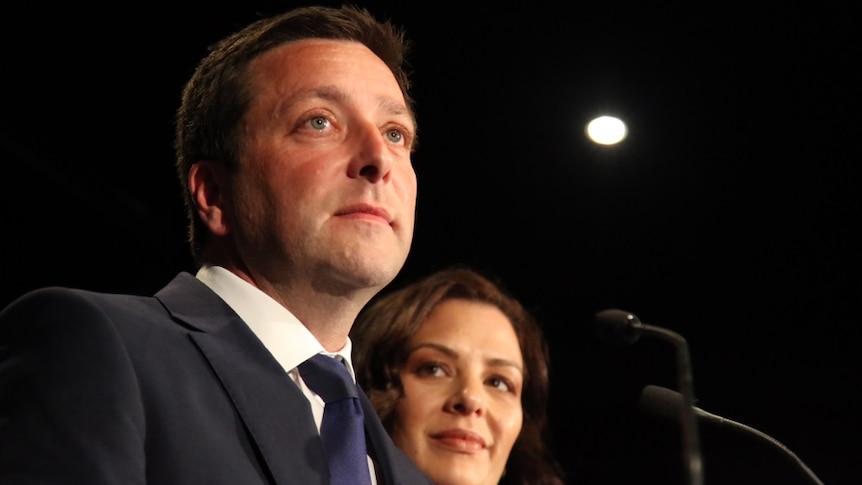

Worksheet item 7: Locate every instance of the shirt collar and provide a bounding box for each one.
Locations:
[195,264,356,378]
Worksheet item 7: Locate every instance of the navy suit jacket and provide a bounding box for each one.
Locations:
[0,272,433,485]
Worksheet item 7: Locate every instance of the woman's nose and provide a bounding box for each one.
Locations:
[444,381,485,416]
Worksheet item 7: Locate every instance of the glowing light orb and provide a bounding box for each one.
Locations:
[586,116,627,145]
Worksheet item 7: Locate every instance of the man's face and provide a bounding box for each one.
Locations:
[226,39,417,294]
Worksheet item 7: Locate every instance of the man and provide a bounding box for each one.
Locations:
[0,6,432,484]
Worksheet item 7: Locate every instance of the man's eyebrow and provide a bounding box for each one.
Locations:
[378,96,410,117]
[275,85,345,115]
[310,85,347,102]
[279,85,409,116]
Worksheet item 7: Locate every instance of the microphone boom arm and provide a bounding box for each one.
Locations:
[640,384,826,485]
[640,323,704,485]
[696,407,825,485]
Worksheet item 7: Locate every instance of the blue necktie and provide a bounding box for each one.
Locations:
[299,354,373,485]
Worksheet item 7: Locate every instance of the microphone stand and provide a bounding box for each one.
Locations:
[640,384,826,485]
[592,309,704,485]
[639,323,704,485]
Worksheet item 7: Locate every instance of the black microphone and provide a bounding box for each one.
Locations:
[639,384,825,485]
[593,309,704,485]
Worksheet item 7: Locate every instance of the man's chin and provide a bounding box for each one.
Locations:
[319,256,405,295]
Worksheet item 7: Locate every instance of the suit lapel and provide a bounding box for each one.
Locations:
[156,273,329,485]
[360,389,433,485]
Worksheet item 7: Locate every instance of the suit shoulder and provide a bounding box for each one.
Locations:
[0,286,160,337]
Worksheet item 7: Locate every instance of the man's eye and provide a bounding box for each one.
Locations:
[385,129,403,143]
[309,116,330,131]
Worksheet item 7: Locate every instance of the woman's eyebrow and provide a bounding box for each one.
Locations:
[406,342,456,358]
[407,342,524,375]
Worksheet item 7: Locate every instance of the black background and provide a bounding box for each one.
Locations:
[1,2,859,484]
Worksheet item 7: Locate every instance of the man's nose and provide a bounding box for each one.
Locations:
[348,122,393,183]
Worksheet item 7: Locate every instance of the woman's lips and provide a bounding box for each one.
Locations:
[429,429,487,451]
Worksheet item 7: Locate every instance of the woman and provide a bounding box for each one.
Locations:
[351,266,566,485]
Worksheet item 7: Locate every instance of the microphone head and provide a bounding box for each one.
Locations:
[593,308,643,345]
[638,384,683,422]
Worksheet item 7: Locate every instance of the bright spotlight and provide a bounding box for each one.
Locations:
[586,116,627,145]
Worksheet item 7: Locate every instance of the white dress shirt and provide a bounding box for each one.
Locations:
[195,264,377,483]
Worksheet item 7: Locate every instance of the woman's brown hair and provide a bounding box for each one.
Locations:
[352,266,565,485]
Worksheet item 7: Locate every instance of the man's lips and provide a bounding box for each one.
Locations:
[429,429,487,451]
[334,203,393,224]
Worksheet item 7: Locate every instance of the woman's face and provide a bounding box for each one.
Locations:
[390,298,524,485]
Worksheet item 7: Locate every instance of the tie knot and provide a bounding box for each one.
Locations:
[298,354,358,403]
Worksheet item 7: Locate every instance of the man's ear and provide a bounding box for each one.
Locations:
[189,161,230,236]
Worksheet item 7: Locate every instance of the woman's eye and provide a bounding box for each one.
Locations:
[416,362,444,377]
[488,376,511,392]
[309,116,330,131]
